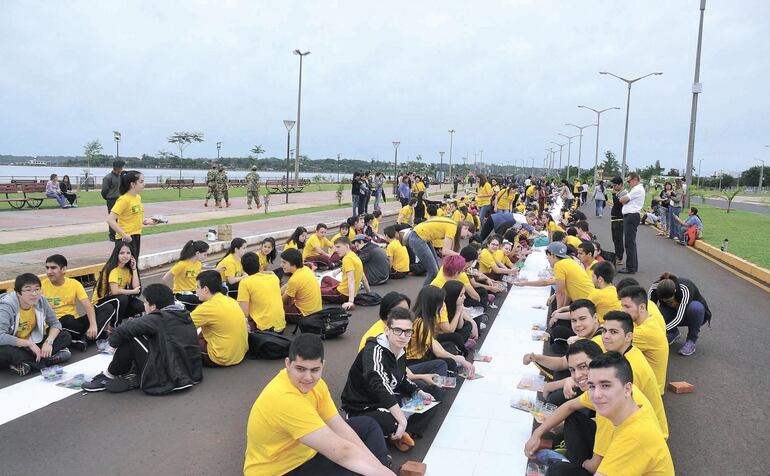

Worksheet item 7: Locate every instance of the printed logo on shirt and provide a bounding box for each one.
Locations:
[131,204,142,213]
[184,270,197,278]
[46,297,62,307]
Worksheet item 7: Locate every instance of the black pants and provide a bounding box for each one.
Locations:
[115,235,141,259]
[464,286,488,309]
[0,332,72,369]
[108,335,149,376]
[285,416,390,475]
[545,408,596,476]
[436,331,467,356]
[175,293,202,312]
[106,198,117,241]
[59,299,118,341]
[63,192,77,206]
[622,212,640,272]
[95,294,145,326]
[610,219,624,261]
[407,354,457,373]
[348,405,433,440]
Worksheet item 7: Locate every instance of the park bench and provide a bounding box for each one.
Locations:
[0,184,28,209]
[228,178,246,187]
[162,178,195,189]
[0,183,57,209]
[264,178,310,194]
[0,263,103,295]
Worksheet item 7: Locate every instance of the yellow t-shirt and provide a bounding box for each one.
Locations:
[547,221,565,234]
[257,252,269,272]
[284,240,299,251]
[93,266,132,302]
[565,235,583,249]
[430,267,471,289]
[495,190,514,211]
[435,207,446,217]
[553,258,595,301]
[584,260,599,278]
[111,193,144,236]
[285,267,323,317]
[191,293,248,366]
[476,183,494,206]
[494,249,513,267]
[372,217,380,233]
[244,369,338,476]
[397,206,413,224]
[478,248,496,274]
[347,228,358,240]
[406,317,432,361]
[573,181,581,194]
[634,315,670,395]
[526,185,536,197]
[16,307,36,340]
[585,285,622,323]
[386,240,410,273]
[238,273,287,330]
[42,277,87,318]
[413,217,458,243]
[170,260,201,293]
[415,181,426,193]
[451,209,464,223]
[648,300,666,327]
[218,253,244,282]
[596,404,674,475]
[330,233,344,244]
[337,253,364,297]
[359,320,386,351]
[304,234,333,260]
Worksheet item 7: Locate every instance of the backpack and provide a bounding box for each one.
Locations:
[354,292,382,306]
[684,226,698,246]
[247,331,292,359]
[297,307,350,339]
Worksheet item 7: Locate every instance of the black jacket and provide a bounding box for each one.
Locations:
[341,334,418,413]
[108,304,203,395]
[610,191,624,220]
[649,277,712,330]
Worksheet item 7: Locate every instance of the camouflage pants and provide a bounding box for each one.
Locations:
[219,187,229,202]
[246,190,261,207]
[206,186,220,201]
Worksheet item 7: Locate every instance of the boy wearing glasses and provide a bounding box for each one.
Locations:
[342,307,437,452]
[0,273,72,376]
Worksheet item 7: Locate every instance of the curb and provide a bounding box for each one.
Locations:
[691,240,770,289]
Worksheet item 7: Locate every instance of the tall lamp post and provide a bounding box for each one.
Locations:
[685,0,707,206]
[578,105,620,183]
[558,133,578,180]
[337,153,341,183]
[392,141,400,196]
[283,120,296,204]
[216,141,222,160]
[697,158,703,187]
[448,129,455,182]
[545,148,555,176]
[565,123,596,181]
[599,70,663,176]
[757,159,766,193]
[439,151,445,185]
[293,50,310,184]
[529,157,535,177]
[550,142,565,175]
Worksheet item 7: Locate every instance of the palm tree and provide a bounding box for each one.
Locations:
[251,145,265,160]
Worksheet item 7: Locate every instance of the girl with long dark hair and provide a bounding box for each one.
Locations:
[217,237,248,297]
[92,242,145,325]
[284,227,307,252]
[107,171,155,257]
[162,240,210,310]
[257,237,276,271]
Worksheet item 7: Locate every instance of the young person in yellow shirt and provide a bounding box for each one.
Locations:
[319,237,370,311]
[303,223,339,268]
[618,286,669,395]
[546,215,565,241]
[383,226,410,279]
[92,243,145,325]
[477,235,518,280]
[256,237,276,272]
[430,255,482,304]
[494,184,516,212]
[405,216,474,286]
[565,228,583,250]
[106,170,157,258]
[474,174,494,226]
[162,240,210,311]
[397,198,416,226]
[449,201,464,223]
[577,242,599,278]
[280,249,323,324]
[284,226,308,253]
[585,261,622,323]
[238,252,287,332]
[515,242,594,309]
[216,237,248,298]
[191,270,248,366]
[243,335,393,476]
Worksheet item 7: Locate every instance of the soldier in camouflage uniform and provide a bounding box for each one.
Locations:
[204,163,219,207]
[216,165,230,208]
[244,166,261,209]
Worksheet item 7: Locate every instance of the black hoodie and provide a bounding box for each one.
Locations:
[341,334,418,413]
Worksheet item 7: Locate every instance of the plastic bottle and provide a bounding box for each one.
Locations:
[721,238,729,252]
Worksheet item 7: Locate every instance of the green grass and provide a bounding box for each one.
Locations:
[0,203,347,255]
[0,183,343,211]
[695,204,770,270]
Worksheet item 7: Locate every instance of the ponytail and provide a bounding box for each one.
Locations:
[119,170,142,195]
[179,240,209,261]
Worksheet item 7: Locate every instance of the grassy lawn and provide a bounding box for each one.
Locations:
[696,204,770,270]
[0,183,344,211]
[0,203,347,255]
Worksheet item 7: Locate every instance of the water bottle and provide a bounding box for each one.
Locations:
[720,239,729,252]
[207,228,218,241]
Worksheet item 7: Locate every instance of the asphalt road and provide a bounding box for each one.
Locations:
[703,197,769,214]
[1,209,767,475]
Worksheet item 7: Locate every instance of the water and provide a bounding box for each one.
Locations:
[0,165,338,184]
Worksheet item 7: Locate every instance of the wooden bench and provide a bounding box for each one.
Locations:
[264,178,310,194]
[0,263,104,295]
[0,183,56,209]
[228,178,246,187]
[20,182,57,209]
[162,178,195,189]
[0,184,27,209]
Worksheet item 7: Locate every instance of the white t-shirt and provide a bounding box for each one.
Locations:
[622,183,645,214]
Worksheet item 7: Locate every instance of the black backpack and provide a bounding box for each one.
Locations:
[354,291,382,306]
[297,307,350,339]
[247,331,292,359]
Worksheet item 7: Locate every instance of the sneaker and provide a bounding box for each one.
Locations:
[82,372,111,392]
[71,338,88,352]
[667,329,681,346]
[106,373,140,393]
[678,340,697,356]
[9,362,31,376]
[46,348,72,365]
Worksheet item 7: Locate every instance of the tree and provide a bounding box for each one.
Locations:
[666,168,680,177]
[723,187,743,213]
[166,132,204,197]
[740,165,766,189]
[640,161,664,181]
[601,150,620,177]
[415,154,423,163]
[82,140,103,190]
[250,145,265,160]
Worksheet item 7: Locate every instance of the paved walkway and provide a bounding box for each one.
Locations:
[702,197,769,214]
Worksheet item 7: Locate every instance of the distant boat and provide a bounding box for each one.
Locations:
[26,159,48,166]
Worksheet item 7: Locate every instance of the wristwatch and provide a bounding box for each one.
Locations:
[46,338,54,345]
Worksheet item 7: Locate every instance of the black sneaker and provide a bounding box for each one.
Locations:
[82,372,111,392]
[9,362,31,376]
[71,339,88,352]
[106,373,139,393]
[46,348,72,365]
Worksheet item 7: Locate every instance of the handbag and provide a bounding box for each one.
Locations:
[297,307,350,339]
[247,331,292,359]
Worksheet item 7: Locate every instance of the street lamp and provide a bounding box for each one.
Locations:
[550,142,565,174]
[293,49,310,184]
[578,105,620,183]
[565,123,596,181]
[599,70,663,175]
[529,157,535,177]
[685,0,707,206]
[439,151,445,185]
[337,153,341,183]
[392,141,400,196]
[545,148,556,176]
[756,159,766,193]
[697,158,703,187]
[216,141,222,160]
[448,129,455,182]
[558,133,578,180]
[283,120,296,204]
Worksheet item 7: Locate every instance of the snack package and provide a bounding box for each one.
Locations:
[510,392,537,413]
[431,375,457,388]
[531,330,550,342]
[517,374,546,391]
[56,373,87,389]
[472,351,493,362]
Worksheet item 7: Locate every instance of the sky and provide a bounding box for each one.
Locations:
[1,0,768,177]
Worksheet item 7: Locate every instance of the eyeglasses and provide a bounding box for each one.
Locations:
[21,288,41,295]
[389,327,414,337]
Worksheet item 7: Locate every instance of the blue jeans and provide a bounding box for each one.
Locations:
[668,206,681,238]
[406,231,440,286]
[351,195,360,216]
[478,205,491,227]
[46,192,68,208]
[595,200,605,217]
[373,188,382,210]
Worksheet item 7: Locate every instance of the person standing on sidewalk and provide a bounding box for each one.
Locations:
[592,180,606,217]
[216,165,230,208]
[372,172,385,211]
[351,172,361,216]
[667,178,684,240]
[204,163,219,207]
[609,177,625,268]
[618,172,645,274]
[244,166,261,210]
[107,171,156,258]
[101,160,124,241]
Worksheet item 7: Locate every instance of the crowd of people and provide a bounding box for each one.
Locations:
[0,167,710,475]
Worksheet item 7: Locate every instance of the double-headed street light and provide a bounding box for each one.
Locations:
[293,50,310,184]
[448,129,455,181]
[392,141,400,196]
[565,123,596,181]
[599,70,663,176]
[283,120,296,204]
[578,105,620,183]
[557,133,578,180]
[550,142,565,175]
[216,141,222,160]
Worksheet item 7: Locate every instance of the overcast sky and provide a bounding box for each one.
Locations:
[1,0,768,176]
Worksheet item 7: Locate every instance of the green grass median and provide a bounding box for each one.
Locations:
[695,204,770,269]
[0,203,347,255]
